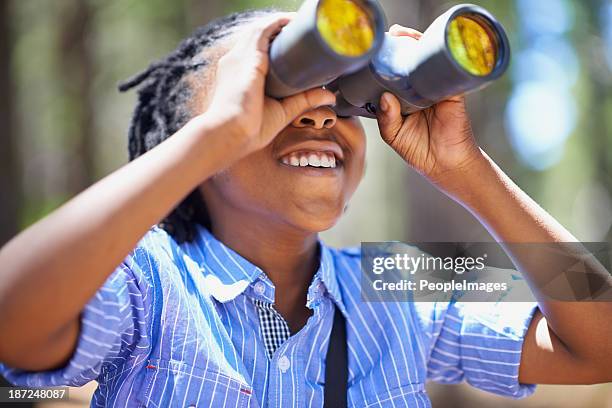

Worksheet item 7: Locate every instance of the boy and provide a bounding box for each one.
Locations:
[0,11,610,407]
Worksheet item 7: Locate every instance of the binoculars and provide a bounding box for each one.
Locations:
[265,0,510,118]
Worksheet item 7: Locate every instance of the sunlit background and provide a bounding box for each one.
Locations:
[0,0,611,406]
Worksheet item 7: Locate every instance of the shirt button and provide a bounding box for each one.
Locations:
[254,281,265,295]
[278,355,290,373]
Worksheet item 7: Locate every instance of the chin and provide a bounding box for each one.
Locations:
[290,202,344,233]
[301,217,339,233]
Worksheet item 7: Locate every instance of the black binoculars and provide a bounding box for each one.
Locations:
[265,0,510,118]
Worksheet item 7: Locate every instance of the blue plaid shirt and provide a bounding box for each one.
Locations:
[1,225,537,407]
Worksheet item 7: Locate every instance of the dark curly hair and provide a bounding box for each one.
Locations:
[118,9,275,243]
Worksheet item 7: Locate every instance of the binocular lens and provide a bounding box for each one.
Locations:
[447,15,498,76]
[316,0,375,57]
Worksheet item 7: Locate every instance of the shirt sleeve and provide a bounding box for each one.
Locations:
[0,255,153,387]
[419,300,538,399]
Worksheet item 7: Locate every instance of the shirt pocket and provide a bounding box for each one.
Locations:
[139,358,254,408]
[356,382,428,408]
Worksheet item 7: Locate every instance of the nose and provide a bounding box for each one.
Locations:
[291,106,337,129]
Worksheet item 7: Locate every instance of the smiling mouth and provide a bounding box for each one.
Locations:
[275,136,345,172]
[279,151,340,169]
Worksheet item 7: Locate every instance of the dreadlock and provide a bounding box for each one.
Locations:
[119,9,275,243]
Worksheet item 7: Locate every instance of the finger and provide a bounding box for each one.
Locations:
[261,12,294,35]
[253,12,295,30]
[389,24,423,39]
[228,13,295,56]
[255,14,294,52]
[279,88,336,122]
[376,92,404,143]
[268,12,296,40]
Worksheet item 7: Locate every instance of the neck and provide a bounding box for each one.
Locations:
[209,210,318,332]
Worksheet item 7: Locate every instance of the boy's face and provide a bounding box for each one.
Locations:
[193,21,366,234]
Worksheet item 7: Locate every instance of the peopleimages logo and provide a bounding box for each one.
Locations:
[362,241,612,302]
[372,253,487,275]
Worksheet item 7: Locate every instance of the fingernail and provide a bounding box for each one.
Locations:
[380,94,389,112]
[330,93,337,106]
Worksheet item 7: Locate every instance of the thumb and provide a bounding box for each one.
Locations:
[376,92,404,145]
[279,88,336,122]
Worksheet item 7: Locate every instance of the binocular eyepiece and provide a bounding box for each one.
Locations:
[265,0,510,118]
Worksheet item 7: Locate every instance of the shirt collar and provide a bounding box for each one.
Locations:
[191,226,263,302]
[314,243,347,315]
[189,226,347,315]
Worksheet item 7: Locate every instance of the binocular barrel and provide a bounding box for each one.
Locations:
[334,4,510,118]
[266,1,510,119]
[265,0,387,97]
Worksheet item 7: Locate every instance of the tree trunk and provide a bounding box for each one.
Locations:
[0,6,34,404]
[58,0,97,192]
[0,0,21,246]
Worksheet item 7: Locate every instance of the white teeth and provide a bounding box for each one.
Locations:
[280,151,339,168]
[308,154,320,167]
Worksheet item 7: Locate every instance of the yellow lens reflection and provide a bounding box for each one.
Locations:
[447,15,497,76]
[317,0,374,57]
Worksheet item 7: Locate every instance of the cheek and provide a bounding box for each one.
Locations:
[345,148,365,199]
[209,152,285,211]
[341,121,367,197]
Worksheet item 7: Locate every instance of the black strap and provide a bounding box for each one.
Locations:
[324,305,348,408]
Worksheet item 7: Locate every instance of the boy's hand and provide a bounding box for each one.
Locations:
[205,14,336,156]
[375,25,483,188]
